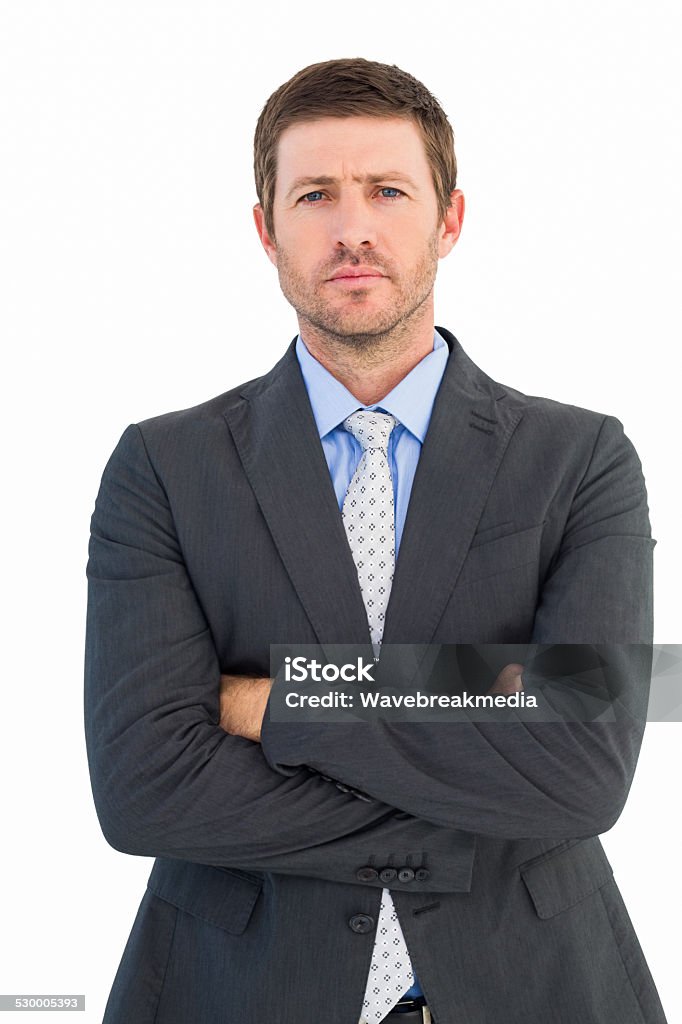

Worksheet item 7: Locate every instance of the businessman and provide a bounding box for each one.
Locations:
[84,58,668,1023]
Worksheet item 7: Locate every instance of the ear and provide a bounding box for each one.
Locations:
[253,203,278,267]
[437,189,465,259]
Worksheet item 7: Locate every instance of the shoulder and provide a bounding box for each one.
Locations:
[449,331,645,477]
[137,376,256,435]
[488,380,648,498]
[128,342,296,454]
[501,378,642,471]
[99,369,267,487]
[501,380,610,438]
[441,329,620,449]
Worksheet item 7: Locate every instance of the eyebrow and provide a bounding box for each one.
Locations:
[283,172,420,203]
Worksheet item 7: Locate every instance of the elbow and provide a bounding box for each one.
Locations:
[569,800,626,839]
[579,774,633,837]
[90,784,156,858]
[96,810,146,857]
[531,720,642,839]
[101,826,143,857]
[551,754,635,838]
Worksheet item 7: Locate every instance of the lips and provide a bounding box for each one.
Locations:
[328,267,385,281]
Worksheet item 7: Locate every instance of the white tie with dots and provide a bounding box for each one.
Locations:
[341,410,415,1024]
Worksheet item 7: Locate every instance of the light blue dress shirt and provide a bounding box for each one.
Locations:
[295,329,449,555]
[295,327,450,1001]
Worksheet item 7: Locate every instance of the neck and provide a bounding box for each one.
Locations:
[298,301,436,406]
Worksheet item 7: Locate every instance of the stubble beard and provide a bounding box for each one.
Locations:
[274,227,440,357]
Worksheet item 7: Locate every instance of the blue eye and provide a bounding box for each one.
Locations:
[300,191,325,203]
[380,188,403,199]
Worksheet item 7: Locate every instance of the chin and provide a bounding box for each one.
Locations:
[327,304,395,330]
[327,319,403,341]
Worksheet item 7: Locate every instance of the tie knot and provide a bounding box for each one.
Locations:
[342,409,397,454]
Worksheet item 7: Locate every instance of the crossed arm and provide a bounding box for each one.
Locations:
[85,415,654,886]
[218,413,655,838]
[84,423,478,892]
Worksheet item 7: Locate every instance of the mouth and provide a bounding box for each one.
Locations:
[327,269,387,286]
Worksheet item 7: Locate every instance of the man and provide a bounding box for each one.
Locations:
[84,58,667,1023]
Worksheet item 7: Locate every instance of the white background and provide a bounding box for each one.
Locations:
[1,1,680,1020]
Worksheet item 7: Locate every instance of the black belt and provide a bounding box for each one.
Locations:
[380,996,434,1022]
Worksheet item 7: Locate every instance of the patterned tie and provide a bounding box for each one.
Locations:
[341,410,416,1024]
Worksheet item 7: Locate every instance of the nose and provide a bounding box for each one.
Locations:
[329,192,378,251]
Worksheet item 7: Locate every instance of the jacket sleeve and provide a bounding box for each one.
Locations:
[260,414,656,840]
[84,423,475,892]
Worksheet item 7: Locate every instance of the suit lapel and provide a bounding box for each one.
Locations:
[223,328,523,649]
[381,326,524,645]
[223,339,374,651]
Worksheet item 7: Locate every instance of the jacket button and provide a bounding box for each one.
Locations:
[356,867,379,882]
[398,868,415,882]
[349,914,375,934]
[415,868,430,881]
[379,868,397,883]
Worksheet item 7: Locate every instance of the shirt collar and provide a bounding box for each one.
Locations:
[295,329,449,443]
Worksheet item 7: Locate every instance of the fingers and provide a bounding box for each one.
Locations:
[487,662,525,695]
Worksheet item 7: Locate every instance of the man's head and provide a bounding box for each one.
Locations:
[252,58,463,351]
[254,58,458,243]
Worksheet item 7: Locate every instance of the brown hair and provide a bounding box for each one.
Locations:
[253,57,457,240]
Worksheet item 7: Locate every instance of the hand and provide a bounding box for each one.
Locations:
[487,663,525,695]
[219,674,273,743]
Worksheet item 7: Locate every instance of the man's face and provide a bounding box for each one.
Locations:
[254,116,463,345]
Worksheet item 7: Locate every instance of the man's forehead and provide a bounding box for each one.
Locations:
[275,116,430,194]
[276,117,425,169]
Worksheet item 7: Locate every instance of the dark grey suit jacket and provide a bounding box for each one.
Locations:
[84,327,667,1023]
